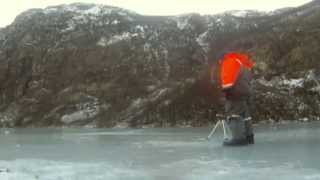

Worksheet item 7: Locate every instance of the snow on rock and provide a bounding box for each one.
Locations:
[126,88,170,113]
[61,97,100,124]
[114,122,129,128]
[280,78,304,88]
[43,7,59,14]
[61,20,76,33]
[225,10,267,18]
[150,88,170,102]
[83,5,103,15]
[61,110,96,124]
[310,86,320,93]
[257,77,304,88]
[127,97,149,112]
[299,117,309,122]
[214,18,225,27]
[45,3,111,15]
[162,100,171,106]
[196,31,209,52]
[173,16,191,30]
[269,7,294,16]
[305,70,320,91]
[177,20,188,30]
[146,85,157,92]
[298,103,308,112]
[135,25,144,32]
[134,25,146,38]
[256,78,276,87]
[107,32,138,45]
[72,14,89,23]
[13,9,43,23]
[143,43,151,52]
[97,37,108,47]
[41,3,138,33]
[0,113,14,124]
[119,88,172,124]
[131,98,144,109]
[63,4,79,12]
[111,20,120,25]
[227,10,249,17]
[163,59,170,80]
[0,105,18,127]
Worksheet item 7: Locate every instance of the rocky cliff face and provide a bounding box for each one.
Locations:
[0,1,320,128]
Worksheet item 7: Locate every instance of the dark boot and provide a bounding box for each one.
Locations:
[223,138,248,146]
[247,134,254,144]
[244,117,254,144]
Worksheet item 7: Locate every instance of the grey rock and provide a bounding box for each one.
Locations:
[0,2,320,127]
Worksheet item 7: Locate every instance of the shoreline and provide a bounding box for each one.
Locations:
[1,118,319,129]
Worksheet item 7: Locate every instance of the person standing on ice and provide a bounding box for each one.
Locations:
[217,52,255,146]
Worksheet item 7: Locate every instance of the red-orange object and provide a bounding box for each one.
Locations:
[220,52,255,89]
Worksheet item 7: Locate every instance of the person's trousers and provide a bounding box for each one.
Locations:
[223,98,254,146]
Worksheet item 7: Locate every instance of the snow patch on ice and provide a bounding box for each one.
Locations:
[0,159,147,180]
[145,140,206,148]
[76,130,140,136]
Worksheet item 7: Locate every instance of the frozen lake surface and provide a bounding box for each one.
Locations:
[1,122,320,180]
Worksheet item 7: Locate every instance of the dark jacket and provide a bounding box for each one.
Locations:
[223,66,252,100]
